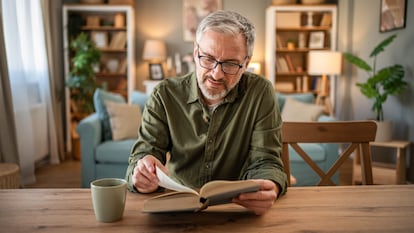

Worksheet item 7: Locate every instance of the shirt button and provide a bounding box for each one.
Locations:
[205,164,210,169]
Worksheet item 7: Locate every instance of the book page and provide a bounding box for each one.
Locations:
[156,166,197,195]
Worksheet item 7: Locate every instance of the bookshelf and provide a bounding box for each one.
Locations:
[265,4,337,96]
[62,4,135,152]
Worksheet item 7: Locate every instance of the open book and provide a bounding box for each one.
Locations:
[142,167,260,213]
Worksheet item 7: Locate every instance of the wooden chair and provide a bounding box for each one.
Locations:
[282,121,377,186]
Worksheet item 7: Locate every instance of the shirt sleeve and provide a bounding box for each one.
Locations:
[239,80,288,196]
[125,87,170,192]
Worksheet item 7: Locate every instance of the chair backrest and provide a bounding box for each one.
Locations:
[281,121,377,186]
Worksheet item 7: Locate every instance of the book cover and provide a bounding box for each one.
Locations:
[109,32,127,49]
[277,57,289,73]
[142,167,260,213]
[320,13,332,27]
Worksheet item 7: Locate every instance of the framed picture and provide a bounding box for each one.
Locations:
[149,63,164,80]
[308,31,325,49]
[90,31,107,48]
[183,0,222,41]
[380,0,407,32]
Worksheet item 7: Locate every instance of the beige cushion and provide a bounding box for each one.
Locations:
[281,97,324,121]
[105,101,141,141]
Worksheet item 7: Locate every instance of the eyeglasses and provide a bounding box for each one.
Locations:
[197,46,248,75]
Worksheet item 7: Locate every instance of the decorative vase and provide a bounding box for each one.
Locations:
[106,59,119,73]
[375,120,392,142]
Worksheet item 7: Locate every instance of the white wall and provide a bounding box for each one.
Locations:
[337,0,414,181]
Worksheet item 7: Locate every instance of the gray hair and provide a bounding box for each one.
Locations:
[195,10,256,57]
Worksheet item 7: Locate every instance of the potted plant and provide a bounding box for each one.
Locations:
[66,32,101,119]
[343,34,407,141]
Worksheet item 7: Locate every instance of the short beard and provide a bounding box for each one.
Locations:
[197,75,234,102]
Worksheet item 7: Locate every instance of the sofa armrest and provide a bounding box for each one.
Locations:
[77,113,102,187]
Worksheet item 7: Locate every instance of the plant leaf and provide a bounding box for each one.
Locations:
[381,65,407,95]
[369,34,397,58]
[343,53,372,72]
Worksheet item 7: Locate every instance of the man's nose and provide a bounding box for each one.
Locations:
[211,62,225,78]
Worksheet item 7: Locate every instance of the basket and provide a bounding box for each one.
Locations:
[0,163,20,189]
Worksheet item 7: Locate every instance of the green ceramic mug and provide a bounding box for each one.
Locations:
[91,178,127,222]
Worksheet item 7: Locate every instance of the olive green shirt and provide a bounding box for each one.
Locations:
[126,72,287,195]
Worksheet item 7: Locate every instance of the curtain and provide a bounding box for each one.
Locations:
[41,0,66,162]
[0,1,19,165]
[1,0,62,185]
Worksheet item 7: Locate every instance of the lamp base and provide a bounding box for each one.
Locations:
[315,94,334,116]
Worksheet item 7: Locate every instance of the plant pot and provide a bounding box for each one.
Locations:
[375,120,392,142]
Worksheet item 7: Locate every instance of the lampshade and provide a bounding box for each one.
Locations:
[307,51,342,75]
[142,40,167,62]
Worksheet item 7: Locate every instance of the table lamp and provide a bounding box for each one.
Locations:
[307,51,342,115]
[143,39,167,79]
[142,39,166,62]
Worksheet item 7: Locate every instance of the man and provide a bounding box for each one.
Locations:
[125,10,287,215]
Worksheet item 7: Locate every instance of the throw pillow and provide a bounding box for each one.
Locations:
[105,101,141,141]
[130,91,149,112]
[281,97,324,121]
[93,89,126,141]
[276,92,315,111]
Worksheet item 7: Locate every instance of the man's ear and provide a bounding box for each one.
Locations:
[244,56,252,69]
[193,41,198,59]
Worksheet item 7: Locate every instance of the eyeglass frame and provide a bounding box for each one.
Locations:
[196,45,249,75]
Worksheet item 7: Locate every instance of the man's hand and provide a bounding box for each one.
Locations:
[132,155,168,193]
[232,179,279,215]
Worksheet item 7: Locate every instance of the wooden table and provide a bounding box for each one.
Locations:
[1,185,414,232]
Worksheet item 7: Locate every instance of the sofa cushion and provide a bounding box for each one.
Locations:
[131,91,149,112]
[93,89,126,141]
[95,139,136,164]
[282,97,325,121]
[276,92,315,111]
[105,101,141,141]
[289,143,326,162]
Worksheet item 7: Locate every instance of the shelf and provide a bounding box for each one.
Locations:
[266,4,337,97]
[276,72,307,76]
[99,48,127,52]
[96,72,127,77]
[81,26,126,31]
[276,26,331,31]
[277,48,329,52]
[63,4,135,152]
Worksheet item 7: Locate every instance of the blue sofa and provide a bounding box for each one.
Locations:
[77,90,148,187]
[77,89,338,188]
[276,92,339,186]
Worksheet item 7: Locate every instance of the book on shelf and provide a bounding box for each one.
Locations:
[109,31,127,49]
[284,55,295,72]
[276,35,284,48]
[320,13,332,27]
[142,167,260,213]
[117,58,127,74]
[275,82,294,92]
[277,57,289,73]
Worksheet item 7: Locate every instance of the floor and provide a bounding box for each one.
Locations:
[25,158,354,188]
[25,159,81,188]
